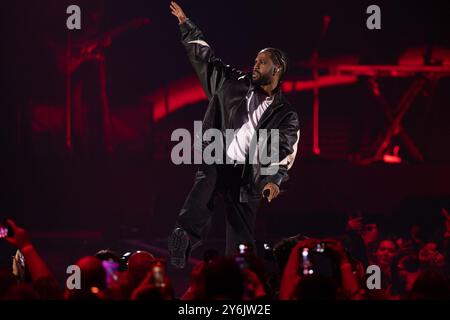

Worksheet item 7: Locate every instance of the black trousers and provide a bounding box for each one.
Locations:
[175,164,261,256]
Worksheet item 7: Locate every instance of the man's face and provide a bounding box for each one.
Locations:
[252,51,277,86]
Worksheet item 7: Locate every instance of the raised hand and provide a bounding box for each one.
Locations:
[170,1,187,24]
[322,238,349,263]
[346,216,363,233]
[4,219,31,250]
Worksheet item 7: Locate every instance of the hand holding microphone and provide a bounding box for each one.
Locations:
[262,183,280,203]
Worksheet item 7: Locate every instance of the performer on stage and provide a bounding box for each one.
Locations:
[168,2,300,268]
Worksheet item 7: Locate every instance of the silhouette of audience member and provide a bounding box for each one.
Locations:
[65,256,106,300]
[127,251,156,287]
[2,219,62,299]
[204,257,245,300]
[131,260,174,300]
[408,270,450,300]
[279,238,365,300]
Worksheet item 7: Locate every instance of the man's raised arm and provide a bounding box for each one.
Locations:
[170,1,243,99]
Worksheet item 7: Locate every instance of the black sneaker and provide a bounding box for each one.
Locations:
[168,228,190,269]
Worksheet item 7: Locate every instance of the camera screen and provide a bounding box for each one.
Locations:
[299,245,339,278]
[102,260,119,288]
[310,251,336,278]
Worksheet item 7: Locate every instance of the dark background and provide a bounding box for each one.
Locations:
[1,0,450,286]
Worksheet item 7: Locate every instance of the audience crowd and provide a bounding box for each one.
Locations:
[1,209,449,300]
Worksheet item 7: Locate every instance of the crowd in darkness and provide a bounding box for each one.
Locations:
[1,207,449,300]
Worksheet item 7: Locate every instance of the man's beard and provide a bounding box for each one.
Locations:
[252,71,272,86]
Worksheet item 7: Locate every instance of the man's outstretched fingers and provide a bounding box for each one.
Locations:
[169,1,186,24]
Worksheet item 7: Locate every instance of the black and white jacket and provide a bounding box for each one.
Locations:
[180,19,300,202]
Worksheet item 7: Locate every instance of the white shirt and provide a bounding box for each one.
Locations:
[226,90,274,162]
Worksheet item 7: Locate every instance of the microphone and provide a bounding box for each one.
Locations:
[263,189,270,199]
